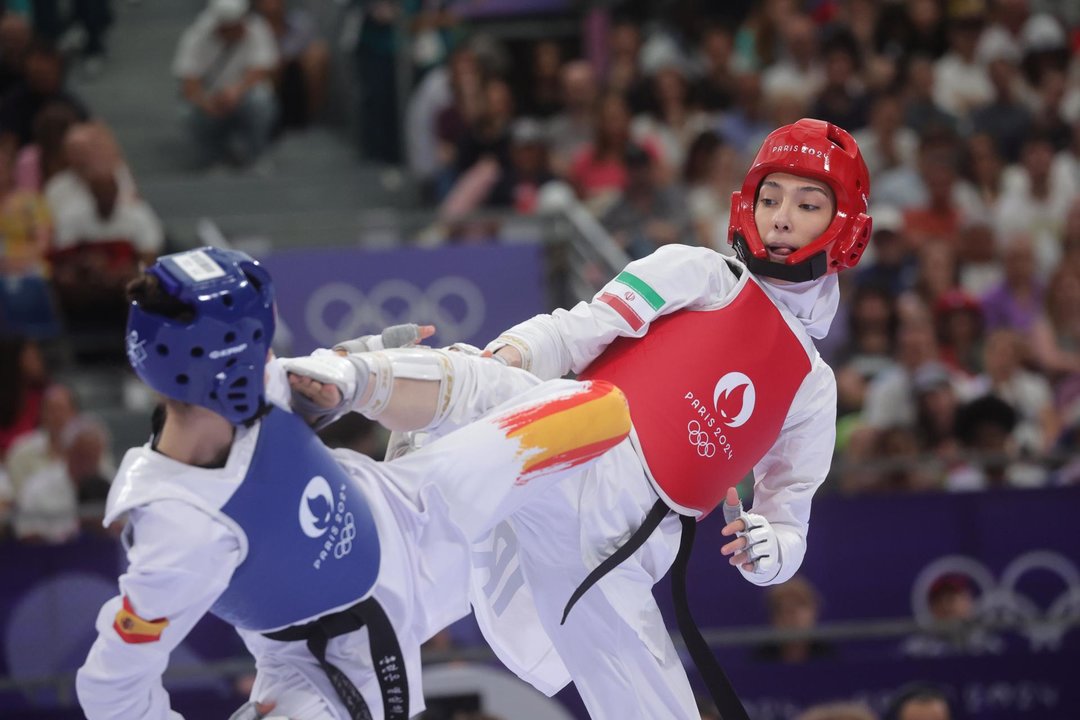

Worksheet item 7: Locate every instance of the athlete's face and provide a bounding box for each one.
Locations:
[754,172,836,263]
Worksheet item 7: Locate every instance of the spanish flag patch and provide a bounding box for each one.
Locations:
[498,380,631,483]
[113,596,169,643]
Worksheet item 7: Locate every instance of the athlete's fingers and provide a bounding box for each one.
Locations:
[417,325,436,341]
[721,536,748,557]
[721,517,746,536]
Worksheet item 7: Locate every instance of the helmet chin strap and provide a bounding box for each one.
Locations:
[732,233,830,283]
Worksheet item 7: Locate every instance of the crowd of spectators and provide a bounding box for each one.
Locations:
[399,0,1080,494]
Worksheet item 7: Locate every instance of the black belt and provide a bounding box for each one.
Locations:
[561,498,750,720]
[264,597,408,720]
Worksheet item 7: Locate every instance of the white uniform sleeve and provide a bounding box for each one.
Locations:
[77,501,241,720]
[488,245,743,380]
[742,358,836,586]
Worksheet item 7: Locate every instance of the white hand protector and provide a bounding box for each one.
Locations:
[281,350,372,427]
[227,701,288,720]
[722,500,780,576]
[334,323,427,354]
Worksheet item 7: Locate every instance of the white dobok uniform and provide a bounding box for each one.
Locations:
[76,360,630,720]
[460,245,840,719]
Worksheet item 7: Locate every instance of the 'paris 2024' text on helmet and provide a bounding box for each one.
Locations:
[728,118,872,283]
[126,247,276,424]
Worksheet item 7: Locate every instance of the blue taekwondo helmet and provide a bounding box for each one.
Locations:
[125,247,276,424]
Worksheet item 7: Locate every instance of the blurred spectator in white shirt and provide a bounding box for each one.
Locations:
[44,123,163,344]
[173,0,278,168]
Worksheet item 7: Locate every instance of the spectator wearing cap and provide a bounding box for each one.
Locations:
[1018,13,1070,89]
[173,0,279,169]
[600,143,690,260]
[902,571,1003,657]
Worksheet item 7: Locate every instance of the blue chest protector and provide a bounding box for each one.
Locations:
[210,408,381,632]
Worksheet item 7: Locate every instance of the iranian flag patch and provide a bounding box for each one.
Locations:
[598,271,666,331]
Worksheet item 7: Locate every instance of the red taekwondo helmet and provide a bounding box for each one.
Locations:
[728,118,872,283]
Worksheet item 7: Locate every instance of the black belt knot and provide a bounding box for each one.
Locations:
[264,597,408,720]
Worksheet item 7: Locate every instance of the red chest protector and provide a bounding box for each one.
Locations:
[579,277,811,517]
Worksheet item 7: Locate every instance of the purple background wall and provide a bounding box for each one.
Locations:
[3,487,1078,718]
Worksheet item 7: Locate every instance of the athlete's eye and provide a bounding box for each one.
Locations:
[800,203,821,211]
[759,197,778,207]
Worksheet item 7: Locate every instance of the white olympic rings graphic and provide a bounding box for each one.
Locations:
[334,512,357,559]
[687,420,716,458]
[912,551,1080,651]
[305,277,486,346]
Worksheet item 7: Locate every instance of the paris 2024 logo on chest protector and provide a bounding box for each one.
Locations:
[713,372,756,428]
[299,475,334,538]
[686,372,757,460]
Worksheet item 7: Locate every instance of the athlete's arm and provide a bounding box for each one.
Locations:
[487,245,742,380]
[77,501,241,720]
[737,360,837,586]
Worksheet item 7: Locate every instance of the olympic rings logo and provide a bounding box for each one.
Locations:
[687,420,716,458]
[304,277,487,346]
[334,512,356,559]
[912,551,1080,651]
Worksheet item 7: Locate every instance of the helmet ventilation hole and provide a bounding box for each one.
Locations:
[222,294,234,307]
[226,358,238,368]
[191,346,204,357]
[156,344,169,356]
[253,329,263,340]
[176,374,189,385]
[225,331,236,343]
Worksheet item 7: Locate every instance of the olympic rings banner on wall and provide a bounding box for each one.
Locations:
[258,244,547,356]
